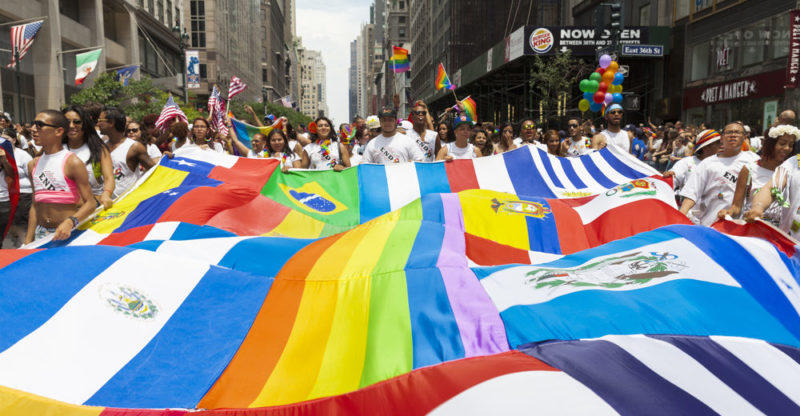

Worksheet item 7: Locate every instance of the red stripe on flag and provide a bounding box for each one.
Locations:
[465,233,531,265]
[547,199,592,254]
[158,185,259,225]
[445,159,480,192]
[208,158,278,192]
[582,199,692,247]
[97,224,155,246]
[206,194,291,236]
[711,219,798,257]
[0,249,41,269]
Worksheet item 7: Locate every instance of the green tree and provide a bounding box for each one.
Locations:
[528,50,584,127]
[227,100,312,127]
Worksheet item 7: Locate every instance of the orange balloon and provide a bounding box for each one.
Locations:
[602,70,615,84]
[608,61,619,72]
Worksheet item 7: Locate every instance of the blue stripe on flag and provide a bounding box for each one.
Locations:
[664,224,800,342]
[171,223,237,240]
[420,193,446,224]
[415,162,451,196]
[160,157,217,177]
[557,157,587,189]
[85,266,271,408]
[522,339,717,415]
[599,147,650,179]
[772,342,800,365]
[579,153,617,189]
[128,240,165,251]
[504,146,556,198]
[499,280,800,349]
[648,334,800,414]
[218,237,315,277]
[525,198,561,254]
[405,223,465,368]
[0,246,131,352]
[537,148,564,188]
[358,164,391,223]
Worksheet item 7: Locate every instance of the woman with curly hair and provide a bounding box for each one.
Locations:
[190,117,224,152]
[62,105,115,209]
[493,122,517,155]
[470,128,492,158]
[300,116,351,171]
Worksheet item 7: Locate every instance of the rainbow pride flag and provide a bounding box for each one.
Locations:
[390,46,409,73]
[461,96,477,121]
[230,116,284,149]
[435,62,454,90]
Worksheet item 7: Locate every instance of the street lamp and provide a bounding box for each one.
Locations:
[172,25,190,104]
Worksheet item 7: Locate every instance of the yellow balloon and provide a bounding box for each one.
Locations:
[615,84,623,93]
[578,99,590,112]
[608,61,619,72]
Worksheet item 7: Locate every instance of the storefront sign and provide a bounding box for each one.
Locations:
[505,26,525,63]
[683,70,786,109]
[523,26,664,56]
[786,9,800,89]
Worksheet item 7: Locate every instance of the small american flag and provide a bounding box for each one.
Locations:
[155,95,188,131]
[227,76,247,100]
[7,20,44,68]
[280,95,292,108]
[208,86,228,136]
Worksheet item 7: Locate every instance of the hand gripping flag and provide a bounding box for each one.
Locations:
[228,76,247,100]
[7,20,43,68]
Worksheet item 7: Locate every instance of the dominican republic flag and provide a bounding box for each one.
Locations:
[7,20,43,68]
[227,75,247,100]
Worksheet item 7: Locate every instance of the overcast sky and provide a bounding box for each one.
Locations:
[296,0,372,125]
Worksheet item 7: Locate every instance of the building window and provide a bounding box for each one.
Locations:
[399,16,406,24]
[190,0,206,47]
[770,13,790,59]
[199,63,207,80]
[157,1,164,22]
[690,41,709,81]
[741,22,766,67]
[262,68,268,82]
[148,0,155,14]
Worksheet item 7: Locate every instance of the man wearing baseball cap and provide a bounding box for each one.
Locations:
[591,103,631,153]
[361,107,424,164]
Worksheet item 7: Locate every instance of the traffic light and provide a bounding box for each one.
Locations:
[610,1,624,33]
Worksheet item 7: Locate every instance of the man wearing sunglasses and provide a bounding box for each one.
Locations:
[561,118,591,157]
[591,104,631,153]
[407,102,439,162]
[24,110,95,244]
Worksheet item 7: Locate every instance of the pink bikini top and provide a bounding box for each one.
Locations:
[32,149,80,204]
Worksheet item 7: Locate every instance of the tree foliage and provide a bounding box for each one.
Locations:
[528,50,585,126]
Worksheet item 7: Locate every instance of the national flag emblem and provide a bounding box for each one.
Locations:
[228,76,247,100]
[7,20,44,68]
[115,65,139,86]
[74,49,102,86]
[155,95,188,131]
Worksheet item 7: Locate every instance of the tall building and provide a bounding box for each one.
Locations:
[185,0,261,103]
[309,50,327,117]
[299,48,326,118]
[355,23,375,117]
[0,0,184,120]
[380,0,410,115]
[349,39,358,121]
[261,0,292,104]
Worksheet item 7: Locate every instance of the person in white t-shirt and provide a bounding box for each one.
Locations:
[301,116,351,171]
[592,104,631,153]
[717,125,795,223]
[561,118,592,157]
[0,128,32,247]
[679,122,759,226]
[362,107,425,165]
[436,115,481,160]
[190,118,224,152]
[665,129,721,192]
[407,103,439,162]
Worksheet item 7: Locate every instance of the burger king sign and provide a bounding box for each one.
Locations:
[529,28,554,54]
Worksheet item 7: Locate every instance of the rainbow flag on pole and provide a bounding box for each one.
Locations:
[389,46,409,73]
[435,63,454,91]
[461,96,477,121]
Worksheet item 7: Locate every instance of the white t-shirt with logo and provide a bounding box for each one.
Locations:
[362,133,425,165]
[601,129,630,153]
[407,128,438,162]
[303,140,341,170]
[680,151,760,226]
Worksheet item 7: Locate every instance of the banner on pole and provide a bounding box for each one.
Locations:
[186,50,200,89]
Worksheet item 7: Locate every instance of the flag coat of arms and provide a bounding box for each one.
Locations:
[75,49,102,85]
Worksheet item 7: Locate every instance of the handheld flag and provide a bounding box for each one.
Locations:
[280,95,292,108]
[115,65,138,86]
[230,116,284,149]
[208,86,228,136]
[155,94,188,131]
[390,46,409,73]
[228,75,247,100]
[461,96,477,122]
[435,62,454,91]
[74,49,102,86]
[7,20,44,68]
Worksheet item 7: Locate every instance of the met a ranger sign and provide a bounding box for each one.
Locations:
[621,44,664,57]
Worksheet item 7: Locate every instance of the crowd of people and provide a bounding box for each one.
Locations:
[2,99,800,248]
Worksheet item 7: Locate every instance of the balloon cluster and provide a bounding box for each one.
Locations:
[578,54,625,113]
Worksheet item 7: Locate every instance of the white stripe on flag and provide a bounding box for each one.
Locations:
[572,178,676,224]
[69,229,108,246]
[144,222,181,241]
[428,370,617,416]
[527,148,561,196]
[172,146,238,168]
[547,154,577,192]
[605,335,762,416]
[571,157,608,193]
[474,156,515,194]
[711,336,800,406]
[588,151,634,185]
[154,236,249,265]
[0,250,209,404]
[528,251,565,265]
[605,144,660,176]
[385,162,421,211]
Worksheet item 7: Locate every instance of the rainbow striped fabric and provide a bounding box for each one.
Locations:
[435,62,454,91]
[390,46,409,73]
[461,96,477,121]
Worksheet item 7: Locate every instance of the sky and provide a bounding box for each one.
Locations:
[296,0,371,125]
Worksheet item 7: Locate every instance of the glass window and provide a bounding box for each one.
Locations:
[741,22,766,67]
[690,41,710,81]
[771,13,790,59]
[694,0,712,12]
[710,33,734,73]
[199,64,207,80]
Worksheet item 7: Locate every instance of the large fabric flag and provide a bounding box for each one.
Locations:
[154,94,188,131]
[390,46,409,73]
[75,49,102,85]
[7,20,43,68]
[228,75,247,100]
[114,65,138,86]
[435,62,454,90]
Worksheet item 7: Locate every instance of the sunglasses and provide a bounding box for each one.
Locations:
[126,128,140,133]
[522,125,535,130]
[413,111,427,116]
[68,119,83,125]
[33,120,60,129]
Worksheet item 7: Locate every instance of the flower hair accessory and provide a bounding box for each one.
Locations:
[768,124,800,140]
[308,121,318,135]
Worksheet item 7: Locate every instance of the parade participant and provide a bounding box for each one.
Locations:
[24,110,95,243]
[514,118,539,147]
[436,115,481,160]
[717,125,795,222]
[652,130,678,171]
[301,116,351,171]
[592,104,630,152]
[436,121,453,144]
[544,129,561,156]
[664,129,721,192]
[190,118,224,152]
[561,118,591,157]
[97,107,155,199]
[0,128,32,247]
[362,107,424,165]
[263,129,300,171]
[493,122,518,155]
[127,120,162,164]
[407,102,439,162]
[63,106,115,210]
[630,128,648,161]
[471,129,492,158]
[679,122,759,226]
